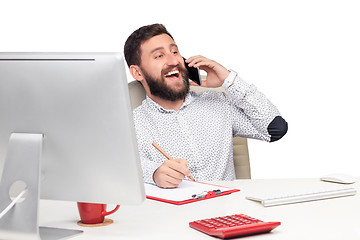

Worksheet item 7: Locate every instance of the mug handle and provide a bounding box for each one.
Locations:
[102,204,120,216]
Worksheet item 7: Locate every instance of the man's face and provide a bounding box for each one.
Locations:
[139,34,189,101]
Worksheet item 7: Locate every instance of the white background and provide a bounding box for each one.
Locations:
[1,0,359,179]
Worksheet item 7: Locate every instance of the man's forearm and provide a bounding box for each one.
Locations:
[224,71,287,142]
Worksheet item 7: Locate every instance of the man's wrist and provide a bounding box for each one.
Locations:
[222,69,238,89]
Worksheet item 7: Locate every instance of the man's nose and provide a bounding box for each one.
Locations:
[165,53,180,66]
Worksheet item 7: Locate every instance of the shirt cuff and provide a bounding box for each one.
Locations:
[222,69,237,89]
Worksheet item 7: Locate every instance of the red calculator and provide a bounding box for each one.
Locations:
[189,214,280,239]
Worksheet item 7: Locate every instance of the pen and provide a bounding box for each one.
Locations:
[152,142,195,181]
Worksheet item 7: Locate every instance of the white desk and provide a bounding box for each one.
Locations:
[39,178,360,240]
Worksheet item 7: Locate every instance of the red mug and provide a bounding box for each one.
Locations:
[77,202,120,224]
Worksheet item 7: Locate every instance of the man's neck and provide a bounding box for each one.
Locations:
[149,95,184,111]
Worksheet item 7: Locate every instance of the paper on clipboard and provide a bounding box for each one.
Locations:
[145,180,240,205]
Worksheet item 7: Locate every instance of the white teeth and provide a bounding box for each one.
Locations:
[165,70,179,77]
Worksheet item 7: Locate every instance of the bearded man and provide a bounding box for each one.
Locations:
[124,23,288,188]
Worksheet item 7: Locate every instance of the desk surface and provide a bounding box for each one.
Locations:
[39,178,360,240]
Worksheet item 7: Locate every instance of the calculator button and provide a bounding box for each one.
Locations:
[189,214,281,239]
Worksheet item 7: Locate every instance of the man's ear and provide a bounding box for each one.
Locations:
[129,65,144,82]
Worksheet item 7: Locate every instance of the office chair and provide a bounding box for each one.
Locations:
[128,80,251,179]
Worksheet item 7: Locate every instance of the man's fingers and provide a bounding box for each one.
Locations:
[153,158,192,188]
[185,55,203,63]
[168,159,191,177]
[160,175,183,188]
[186,56,213,68]
[160,160,187,179]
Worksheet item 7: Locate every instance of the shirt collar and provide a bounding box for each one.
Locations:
[145,93,193,113]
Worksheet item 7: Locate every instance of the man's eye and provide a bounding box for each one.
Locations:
[155,54,163,59]
[172,51,178,55]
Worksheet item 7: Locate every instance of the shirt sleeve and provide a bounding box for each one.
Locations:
[133,109,162,185]
[222,70,287,142]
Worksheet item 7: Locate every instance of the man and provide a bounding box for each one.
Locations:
[124,24,287,188]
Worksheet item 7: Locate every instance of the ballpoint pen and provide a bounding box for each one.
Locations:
[152,142,195,181]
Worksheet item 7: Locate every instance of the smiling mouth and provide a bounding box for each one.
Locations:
[164,69,180,80]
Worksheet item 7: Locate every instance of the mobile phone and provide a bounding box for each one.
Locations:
[183,57,201,86]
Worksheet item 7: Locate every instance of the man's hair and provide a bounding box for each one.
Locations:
[124,23,174,67]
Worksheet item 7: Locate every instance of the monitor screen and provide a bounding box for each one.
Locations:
[0,52,145,204]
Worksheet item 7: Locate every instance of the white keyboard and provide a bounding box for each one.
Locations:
[246,187,356,207]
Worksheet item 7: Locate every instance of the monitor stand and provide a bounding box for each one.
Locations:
[0,133,83,240]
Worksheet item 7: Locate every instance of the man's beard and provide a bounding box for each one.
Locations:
[141,64,190,102]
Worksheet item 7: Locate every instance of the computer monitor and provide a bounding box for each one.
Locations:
[0,52,145,239]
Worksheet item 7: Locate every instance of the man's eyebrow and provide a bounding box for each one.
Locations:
[150,47,165,54]
[150,43,178,54]
[170,43,178,48]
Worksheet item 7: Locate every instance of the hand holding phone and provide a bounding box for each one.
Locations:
[185,56,230,88]
[183,57,201,86]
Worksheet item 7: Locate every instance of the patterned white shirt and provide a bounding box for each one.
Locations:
[133,70,281,184]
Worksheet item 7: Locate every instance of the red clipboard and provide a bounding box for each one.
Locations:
[145,180,240,205]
